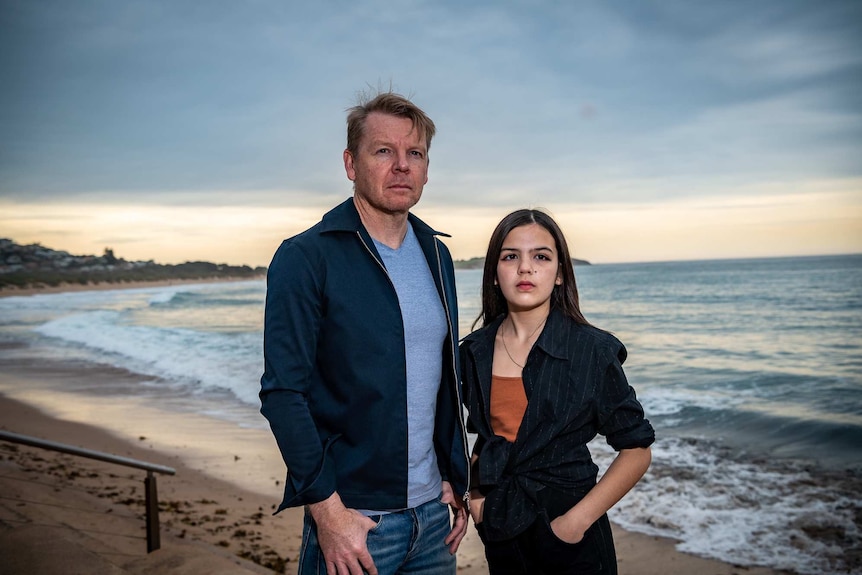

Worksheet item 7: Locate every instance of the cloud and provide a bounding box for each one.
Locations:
[1,0,859,264]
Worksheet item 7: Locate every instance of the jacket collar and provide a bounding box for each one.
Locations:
[533,307,571,360]
[463,307,570,362]
[319,197,450,238]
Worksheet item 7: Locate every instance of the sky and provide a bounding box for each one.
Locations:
[1,0,860,266]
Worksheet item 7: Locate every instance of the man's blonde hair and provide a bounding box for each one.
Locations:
[346,92,436,156]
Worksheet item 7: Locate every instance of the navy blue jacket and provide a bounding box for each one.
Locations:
[260,198,469,512]
[461,308,654,541]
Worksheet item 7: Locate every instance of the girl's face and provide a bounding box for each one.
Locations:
[496,223,563,314]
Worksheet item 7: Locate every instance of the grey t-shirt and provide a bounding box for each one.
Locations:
[371,223,447,510]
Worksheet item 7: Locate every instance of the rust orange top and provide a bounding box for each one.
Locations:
[489,374,528,443]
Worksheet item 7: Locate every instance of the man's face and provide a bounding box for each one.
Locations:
[344,112,429,216]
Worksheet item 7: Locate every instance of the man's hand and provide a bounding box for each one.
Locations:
[441,480,468,554]
[308,492,378,575]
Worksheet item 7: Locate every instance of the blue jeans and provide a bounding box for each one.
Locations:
[298,495,456,575]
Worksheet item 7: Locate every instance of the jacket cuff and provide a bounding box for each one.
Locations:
[274,437,340,512]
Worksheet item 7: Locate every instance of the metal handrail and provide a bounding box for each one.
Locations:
[0,429,176,553]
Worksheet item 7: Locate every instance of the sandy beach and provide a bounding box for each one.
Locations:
[0,347,795,575]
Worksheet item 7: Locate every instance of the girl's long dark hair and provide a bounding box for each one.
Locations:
[474,209,592,330]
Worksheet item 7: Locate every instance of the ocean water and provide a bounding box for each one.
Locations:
[1,254,860,574]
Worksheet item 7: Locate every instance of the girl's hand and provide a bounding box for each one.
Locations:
[469,490,485,524]
[550,447,652,544]
[549,514,587,544]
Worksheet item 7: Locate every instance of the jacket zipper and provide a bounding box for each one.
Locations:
[356,231,390,277]
[356,230,471,507]
[434,239,472,506]
[356,231,471,510]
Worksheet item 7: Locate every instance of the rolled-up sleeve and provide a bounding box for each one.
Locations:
[260,241,336,509]
[596,341,655,451]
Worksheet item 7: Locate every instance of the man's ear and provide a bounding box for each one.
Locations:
[343,149,356,181]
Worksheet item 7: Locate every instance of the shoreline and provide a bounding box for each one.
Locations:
[0,355,791,574]
[0,276,265,298]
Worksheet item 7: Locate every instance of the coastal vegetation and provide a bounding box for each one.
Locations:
[0,238,589,290]
[0,239,267,289]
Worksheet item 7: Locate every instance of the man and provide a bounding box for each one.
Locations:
[260,91,470,575]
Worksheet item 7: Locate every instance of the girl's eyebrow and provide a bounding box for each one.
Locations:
[501,246,554,252]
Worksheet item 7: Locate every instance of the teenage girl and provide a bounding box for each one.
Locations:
[461,209,654,574]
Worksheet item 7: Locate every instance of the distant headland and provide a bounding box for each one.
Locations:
[0,238,591,292]
[0,239,267,290]
[453,256,591,269]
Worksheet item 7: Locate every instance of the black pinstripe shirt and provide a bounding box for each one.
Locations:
[460,308,655,541]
